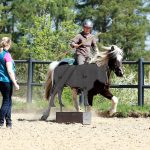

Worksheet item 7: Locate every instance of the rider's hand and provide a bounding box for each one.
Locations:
[73,44,79,48]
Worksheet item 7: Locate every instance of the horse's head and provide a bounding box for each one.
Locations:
[108,45,123,77]
[90,44,124,77]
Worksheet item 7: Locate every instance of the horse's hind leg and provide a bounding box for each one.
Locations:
[72,88,80,112]
[41,96,52,120]
[57,89,64,112]
[41,91,57,120]
[50,90,57,107]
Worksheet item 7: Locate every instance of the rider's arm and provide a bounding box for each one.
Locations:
[91,37,99,54]
[70,34,80,48]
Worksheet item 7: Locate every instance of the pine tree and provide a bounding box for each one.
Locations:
[75,0,150,59]
[14,0,79,60]
[0,0,12,38]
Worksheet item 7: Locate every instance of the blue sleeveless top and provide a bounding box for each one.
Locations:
[0,50,15,82]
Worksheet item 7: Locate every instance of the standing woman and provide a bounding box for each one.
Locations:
[0,37,19,128]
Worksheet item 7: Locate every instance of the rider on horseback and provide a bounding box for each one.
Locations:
[70,19,100,107]
[70,19,99,65]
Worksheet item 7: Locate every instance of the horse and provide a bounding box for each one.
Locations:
[41,45,123,120]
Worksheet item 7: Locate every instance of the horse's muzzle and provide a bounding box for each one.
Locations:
[115,68,123,77]
[118,72,123,77]
[118,69,123,77]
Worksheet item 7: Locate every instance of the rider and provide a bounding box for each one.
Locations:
[70,19,99,65]
[70,19,99,107]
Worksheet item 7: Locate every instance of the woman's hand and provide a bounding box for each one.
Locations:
[14,83,19,90]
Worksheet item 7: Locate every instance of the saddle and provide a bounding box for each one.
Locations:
[60,58,76,65]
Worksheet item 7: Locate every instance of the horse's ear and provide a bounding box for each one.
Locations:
[111,46,114,51]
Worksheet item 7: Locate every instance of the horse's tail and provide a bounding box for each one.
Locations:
[45,61,60,100]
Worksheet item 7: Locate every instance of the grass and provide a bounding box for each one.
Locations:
[12,99,48,112]
[93,100,150,118]
[1,80,150,118]
[11,94,150,118]
[11,88,74,112]
[11,63,150,117]
[9,62,150,117]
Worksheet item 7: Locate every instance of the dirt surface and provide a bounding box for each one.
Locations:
[0,111,150,150]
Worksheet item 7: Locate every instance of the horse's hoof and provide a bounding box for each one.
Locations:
[40,115,48,121]
[109,109,116,116]
[84,102,89,106]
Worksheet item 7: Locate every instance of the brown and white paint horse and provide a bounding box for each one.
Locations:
[41,45,123,120]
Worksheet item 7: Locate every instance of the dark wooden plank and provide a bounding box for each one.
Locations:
[56,112,91,125]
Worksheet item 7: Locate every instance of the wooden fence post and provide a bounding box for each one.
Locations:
[27,56,33,103]
[138,58,144,106]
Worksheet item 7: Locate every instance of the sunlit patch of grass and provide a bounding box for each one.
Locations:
[12,88,74,112]
[12,99,48,112]
[12,101,28,111]
[93,99,150,118]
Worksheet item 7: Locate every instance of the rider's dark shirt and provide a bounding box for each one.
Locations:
[70,31,97,57]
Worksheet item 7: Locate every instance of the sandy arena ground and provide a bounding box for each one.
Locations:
[0,111,150,150]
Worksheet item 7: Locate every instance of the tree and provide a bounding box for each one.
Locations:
[0,0,12,39]
[18,15,80,60]
[75,0,150,60]
[48,0,76,30]
[0,0,78,60]
[1,0,149,60]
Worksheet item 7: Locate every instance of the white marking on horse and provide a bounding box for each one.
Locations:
[49,61,60,86]
[49,61,59,71]
[117,54,122,62]
[109,96,118,116]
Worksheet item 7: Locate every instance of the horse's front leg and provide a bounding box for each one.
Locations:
[87,93,94,112]
[71,88,80,112]
[83,89,89,107]
[109,96,118,116]
[100,88,118,116]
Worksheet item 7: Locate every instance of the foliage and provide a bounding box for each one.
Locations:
[75,0,150,60]
[17,15,80,61]
[11,87,150,117]
[0,0,150,111]
[0,0,150,60]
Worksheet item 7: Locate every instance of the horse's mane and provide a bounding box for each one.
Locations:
[90,45,123,67]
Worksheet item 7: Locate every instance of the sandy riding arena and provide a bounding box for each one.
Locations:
[0,112,150,150]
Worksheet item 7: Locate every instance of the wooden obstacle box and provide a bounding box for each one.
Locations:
[56,112,92,125]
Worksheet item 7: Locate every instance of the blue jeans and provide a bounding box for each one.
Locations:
[0,81,13,126]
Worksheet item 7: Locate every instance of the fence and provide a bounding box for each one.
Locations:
[15,58,150,106]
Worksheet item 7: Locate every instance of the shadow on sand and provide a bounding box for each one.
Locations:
[17,118,56,123]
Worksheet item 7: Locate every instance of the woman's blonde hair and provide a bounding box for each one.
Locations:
[0,37,12,48]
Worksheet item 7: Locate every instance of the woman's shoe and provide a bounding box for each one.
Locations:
[6,124,12,129]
